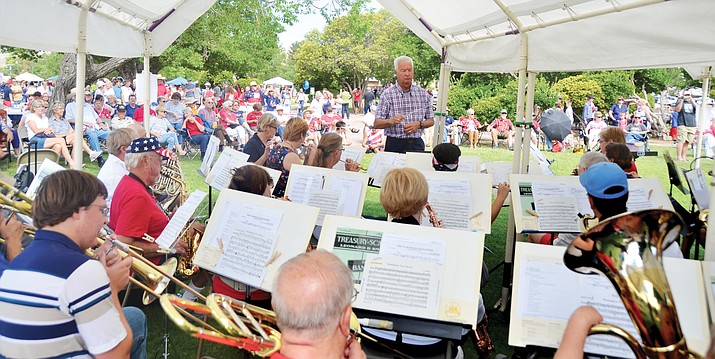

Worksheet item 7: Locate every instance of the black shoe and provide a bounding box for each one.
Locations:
[96,155,105,168]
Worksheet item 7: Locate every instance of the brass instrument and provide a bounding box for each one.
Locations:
[425,202,443,228]
[564,209,702,358]
[578,212,598,231]
[698,209,708,229]
[150,155,202,278]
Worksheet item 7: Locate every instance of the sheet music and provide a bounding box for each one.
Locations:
[489,162,512,185]
[380,232,447,265]
[327,177,364,216]
[155,190,207,249]
[423,194,472,230]
[26,158,64,198]
[457,156,479,173]
[206,148,250,190]
[516,253,639,358]
[215,226,278,288]
[626,187,656,211]
[333,146,364,171]
[309,188,344,226]
[367,152,405,187]
[427,179,471,196]
[286,172,324,204]
[531,183,581,232]
[199,136,220,177]
[357,254,440,320]
[685,168,710,209]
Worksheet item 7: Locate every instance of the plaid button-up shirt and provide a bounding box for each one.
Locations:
[375,83,434,139]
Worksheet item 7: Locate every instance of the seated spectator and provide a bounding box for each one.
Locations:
[585,111,607,151]
[48,101,100,162]
[617,112,628,131]
[321,105,341,133]
[363,128,385,153]
[182,108,210,160]
[0,105,20,157]
[246,103,263,132]
[219,100,240,147]
[488,109,515,149]
[334,121,352,146]
[625,115,648,144]
[460,108,482,149]
[305,109,322,144]
[149,105,186,156]
[605,143,638,178]
[124,94,139,118]
[111,105,137,130]
[165,92,185,131]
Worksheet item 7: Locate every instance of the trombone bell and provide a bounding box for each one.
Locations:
[140,257,178,305]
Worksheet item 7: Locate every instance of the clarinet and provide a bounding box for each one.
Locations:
[425,203,443,228]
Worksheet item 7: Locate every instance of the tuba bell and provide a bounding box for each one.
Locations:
[564,209,702,359]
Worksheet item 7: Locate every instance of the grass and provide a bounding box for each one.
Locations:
[6,142,704,359]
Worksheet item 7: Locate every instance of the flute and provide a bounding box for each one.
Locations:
[339,159,366,172]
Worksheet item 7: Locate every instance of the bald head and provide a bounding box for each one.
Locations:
[272,250,353,339]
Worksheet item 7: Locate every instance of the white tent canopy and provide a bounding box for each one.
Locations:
[379,0,715,73]
[14,72,44,82]
[0,0,216,58]
[263,76,294,86]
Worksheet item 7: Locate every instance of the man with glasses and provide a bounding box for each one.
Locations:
[675,90,698,161]
[0,170,147,359]
[271,250,366,359]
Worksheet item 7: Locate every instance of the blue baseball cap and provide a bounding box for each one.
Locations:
[579,162,628,199]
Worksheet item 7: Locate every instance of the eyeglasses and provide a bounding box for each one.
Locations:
[158,110,167,113]
[87,203,109,216]
[352,288,359,303]
[596,115,603,118]
[340,147,345,151]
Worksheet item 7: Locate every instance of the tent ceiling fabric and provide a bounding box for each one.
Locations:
[380,0,715,73]
[0,0,216,57]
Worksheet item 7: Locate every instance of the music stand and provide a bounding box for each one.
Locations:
[663,151,689,196]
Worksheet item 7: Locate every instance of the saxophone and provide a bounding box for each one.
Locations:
[150,155,201,279]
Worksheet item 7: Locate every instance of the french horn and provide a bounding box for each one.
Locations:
[564,209,702,359]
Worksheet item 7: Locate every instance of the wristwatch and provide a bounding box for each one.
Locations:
[419,120,424,129]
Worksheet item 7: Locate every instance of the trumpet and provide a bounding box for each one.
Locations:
[564,209,702,358]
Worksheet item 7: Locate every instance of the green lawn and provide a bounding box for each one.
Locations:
[7,143,703,359]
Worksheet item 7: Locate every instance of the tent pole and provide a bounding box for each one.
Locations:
[143,54,151,137]
[73,1,89,169]
[694,67,711,169]
[500,34,528,312]
[433,61,450,145]
[521,72,536,174]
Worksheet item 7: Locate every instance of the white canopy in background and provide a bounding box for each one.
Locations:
[14,72,44,82]
[379,0,715,73]
[0,0,216,58]
[263,77,294,86]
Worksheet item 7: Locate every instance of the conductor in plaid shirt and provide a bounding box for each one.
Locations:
[374,56,435,153]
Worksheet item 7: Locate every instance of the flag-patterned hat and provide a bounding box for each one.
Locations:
[126,137,172,158]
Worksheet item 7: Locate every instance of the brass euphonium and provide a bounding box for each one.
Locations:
[564,209,702,359]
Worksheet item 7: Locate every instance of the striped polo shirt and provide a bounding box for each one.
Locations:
[0,230,126,358]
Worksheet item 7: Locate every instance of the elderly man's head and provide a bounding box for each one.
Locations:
[272,250,354,340]
[124,137,169,186]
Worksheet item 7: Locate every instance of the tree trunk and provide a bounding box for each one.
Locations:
[52,53,133,105]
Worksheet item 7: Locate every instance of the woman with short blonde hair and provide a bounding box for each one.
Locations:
[380,167,429,220]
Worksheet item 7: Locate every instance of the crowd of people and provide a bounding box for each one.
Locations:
[1,54,714,359]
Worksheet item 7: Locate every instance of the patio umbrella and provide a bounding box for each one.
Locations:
[167,77,188,86]
[539,109,572,142]
[15,72,43,82]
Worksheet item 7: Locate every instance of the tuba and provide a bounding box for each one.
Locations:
[564,209,702,359]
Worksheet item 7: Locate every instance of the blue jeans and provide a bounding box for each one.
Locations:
[341,103,350,119]
[169,120,183,143]
[85,128,110,151]
[626,132,645,143]
[123,307,147,359]
[297,100,304,117]
[277,124,285,139]
[188,134,210,158]
[159,132,180,151]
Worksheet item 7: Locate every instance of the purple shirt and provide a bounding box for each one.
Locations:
[375,83,434,139]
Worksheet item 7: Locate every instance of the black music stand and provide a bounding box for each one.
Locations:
[663,151,689,196]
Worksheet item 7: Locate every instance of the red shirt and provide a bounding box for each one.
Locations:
[157,83,168,97]
[95,107,112,122]
[321,114,341,131]
[132,106,156,123]
[352,89,361,102]
[109,174,168,262]
[185,117,203,137]
[246,110,262,127]
[219,108,237,128]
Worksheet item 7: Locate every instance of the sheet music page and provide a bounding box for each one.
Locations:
[333,146,364,171]
[366,152,397,177]
[427,178,471,196]
[457,156,479,173]
[199,136,220,177]
[423,194,472,230]
[572,185,595,217]
[379,232,446,265]
[26,158,64,198]
[285,172,324,204]
[515,254,638,358]
[331,227,383,285]
[489,162,512,185]
[236,203,283,234]
[155,190,207,249]
[357,254,441,320]
[685,168,710,209]
[626,187,656,211]
[532,183,581,232]
[309,188,344,226]
[214,226,278,288]
[206,148,250,190]
[327,177,364,216]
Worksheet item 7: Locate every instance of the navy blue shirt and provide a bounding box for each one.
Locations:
[243,133,265,163]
